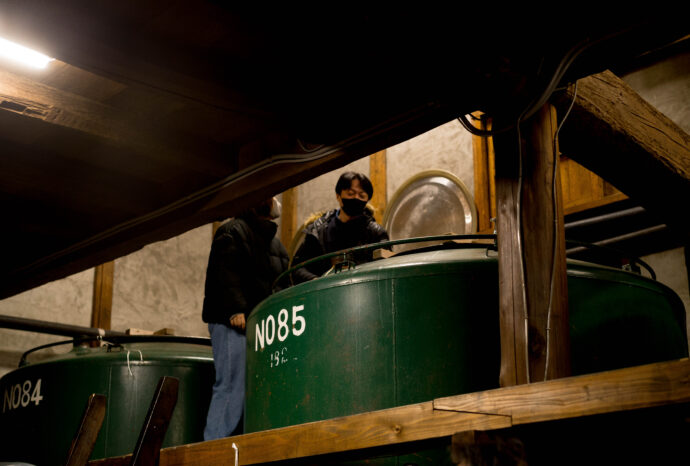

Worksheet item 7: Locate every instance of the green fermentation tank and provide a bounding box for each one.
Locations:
[0,338,213,465]
[245,245,687,464]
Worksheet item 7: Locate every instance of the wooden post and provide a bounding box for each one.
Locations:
[471,113,496,233]
[280,188,299,249]
[493,103,570,386]
[91,261,114,330]
[369,150,387,224]
[211,221,222,238]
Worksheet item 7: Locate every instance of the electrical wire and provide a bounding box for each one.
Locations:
[296,139,326,153]
[516,80,578,384]
[456,32,602,138]
[515,112,530,384]
[457,113,517,137]
[543,81,578,381]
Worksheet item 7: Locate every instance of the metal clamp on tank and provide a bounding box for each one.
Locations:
[329,252,355,274]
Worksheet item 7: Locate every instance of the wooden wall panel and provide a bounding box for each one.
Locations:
[90,261,114,330]
[369,150,388,224]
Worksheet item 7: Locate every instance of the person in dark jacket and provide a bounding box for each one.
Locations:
[202,196,288,440]
[291,172,389,284]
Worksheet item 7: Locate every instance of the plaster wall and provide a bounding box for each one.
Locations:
[641,248,690,341]
[110,224,211,338]
[386,120,474,203]
[0,269,92,377]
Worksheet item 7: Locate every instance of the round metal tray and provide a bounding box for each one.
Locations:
[383,169,476,253]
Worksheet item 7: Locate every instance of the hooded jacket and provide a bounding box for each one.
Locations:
[291,209,389,284]
[202,214,289,327]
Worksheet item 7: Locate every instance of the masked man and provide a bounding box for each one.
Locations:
[291,172,389,284]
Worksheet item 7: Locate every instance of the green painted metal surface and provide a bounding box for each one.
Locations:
[245,246,687,464]
[0,341,213,465]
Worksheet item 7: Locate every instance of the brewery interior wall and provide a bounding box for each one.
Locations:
[0,52,688,379]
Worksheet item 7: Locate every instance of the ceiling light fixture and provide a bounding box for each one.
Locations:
[0,37,54,69]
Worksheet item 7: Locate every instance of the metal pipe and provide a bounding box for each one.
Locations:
[566,224,667,255]
[0,314,127,339]
[564,206,646,230]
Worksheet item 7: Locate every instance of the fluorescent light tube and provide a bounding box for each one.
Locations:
[0,37,54,69]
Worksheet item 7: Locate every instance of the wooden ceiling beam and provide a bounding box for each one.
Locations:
[0,1,270,119]
[0,67,243,177]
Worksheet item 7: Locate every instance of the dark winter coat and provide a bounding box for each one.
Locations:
[291,209,389,284]
[202,215,289,327]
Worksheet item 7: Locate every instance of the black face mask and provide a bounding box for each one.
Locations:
[341,198,367,217]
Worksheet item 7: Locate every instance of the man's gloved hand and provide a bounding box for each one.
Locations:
[229,313,246,331]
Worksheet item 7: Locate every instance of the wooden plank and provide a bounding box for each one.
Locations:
[279,188,299,249]
[559,154,629,215]
[553,70,690,233]
[493,103,570,386]
[471,113,493,233]
[563,192,628,216]
[130,377,180,466]
[560,156,604,209]
[91,261,114,331]
[434,358,690,426]
[89,403,511,466]
[65,394,107,466]
[89,358,690,466]
[368,150,387,224]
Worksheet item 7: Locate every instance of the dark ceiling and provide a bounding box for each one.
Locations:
[0,4,688,298]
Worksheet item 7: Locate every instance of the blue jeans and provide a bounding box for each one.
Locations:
[204,323,246,440]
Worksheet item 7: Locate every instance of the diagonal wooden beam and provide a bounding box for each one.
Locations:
[553,69,690,234]
[130,377,180,466]
[65,394,107,466]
